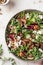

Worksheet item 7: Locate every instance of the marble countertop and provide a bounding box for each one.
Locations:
[0,0,43,65]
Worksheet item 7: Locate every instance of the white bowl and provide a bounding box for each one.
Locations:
[0,0,9,5]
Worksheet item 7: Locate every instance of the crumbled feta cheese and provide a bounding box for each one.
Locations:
[37,31,41,34]
[39,48,43,53]
[33,29,43,34]
[39,15,43,19]
[14,42,19,47]
[14,40,21,47]
[24,25,27,28]
[18,40,21,46]
[8,43,11,47]
[25,13,29,19]
[33,31,37,34]
[17,36,21,41]
[8,41,11,47]
[36,35,38,39]
[32,39,35,42]
[37,29,43,34]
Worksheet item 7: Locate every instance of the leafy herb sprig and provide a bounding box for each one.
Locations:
[0,44,3,55]
[0,44,16,65]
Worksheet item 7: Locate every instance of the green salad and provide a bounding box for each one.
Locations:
[6,10,43,60]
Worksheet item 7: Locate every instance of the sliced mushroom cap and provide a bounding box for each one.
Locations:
[35,43,40,48]
[31,33,36,39]
[23,39,32,44]
[33,42,40,48]
[27,54,34,60]
[21,40,26,46]
[29,44,34,49]
[17,18,26,26]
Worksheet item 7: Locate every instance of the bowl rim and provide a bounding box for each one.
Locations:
[5,9,43,62]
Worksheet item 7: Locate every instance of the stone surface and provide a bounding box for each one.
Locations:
[0,0,43,65]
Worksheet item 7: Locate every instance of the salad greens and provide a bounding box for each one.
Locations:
[26,12,41,26]
[0,57,16,65]
[0,44,3,55]
[19,11,25,18]
[6,11,43,60]
[40,24,43,29]
[31,47,42,60]
[0,44,16,65]
[35,34,43,43]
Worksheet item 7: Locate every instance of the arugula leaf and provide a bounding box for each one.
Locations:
[26,12,41,26]
[31,47,42,60]
[40,24,43,29]
[0,44,3,55]
[35,34,43,43]
[19,11,25,18]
